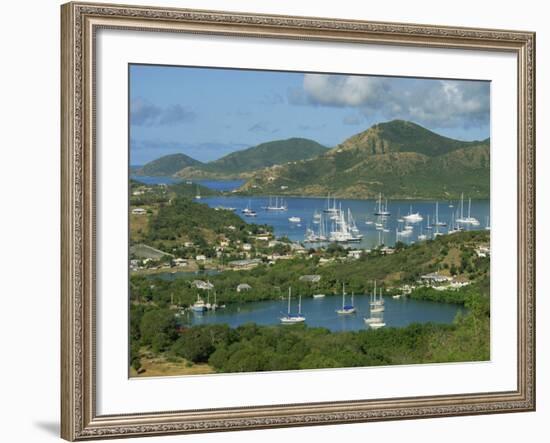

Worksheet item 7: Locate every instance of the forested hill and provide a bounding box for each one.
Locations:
[239,120,490,200]
[136,153,203,176]
[137,138,327,178]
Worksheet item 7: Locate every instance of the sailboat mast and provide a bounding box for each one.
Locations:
[342,283,346,308]
[298,295,302,315]
[288,287,291,314]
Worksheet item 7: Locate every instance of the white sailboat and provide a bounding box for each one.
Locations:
[304,213,328,243]
[191,294,207,312]
[323,193,339,214]
[194,185,201,200]
[242,200,257,217]
[280,287,305,324]
[370,289,385,313]
[265,196,287,211]
[433,202,447,227]
[364,283,386,326]
[403,205,423,223]
[329,207,362,242]
[336,283,356,314]
[456,193,480,225]
[374,193,391,217]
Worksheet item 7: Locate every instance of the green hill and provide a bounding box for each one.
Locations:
[208,138,326,173]
[240,120,490,200]
[138,138,327,179]
[137,153,204,176]
[173,138,327,178]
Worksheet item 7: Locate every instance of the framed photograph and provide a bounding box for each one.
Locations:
[61,2,536,440]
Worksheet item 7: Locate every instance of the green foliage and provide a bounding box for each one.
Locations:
[138,153,203,176]
[241,120,490,199]
[139,308,178,346]
[147,197,268,249]
[130,230,490,309]
[137,138,327,178]
[205,138,327,174]
[130,267,490,373]
[171,324,237,363]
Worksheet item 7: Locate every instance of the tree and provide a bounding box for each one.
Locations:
[139,309,178,347]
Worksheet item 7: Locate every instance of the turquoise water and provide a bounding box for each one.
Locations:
[183,294,464,332]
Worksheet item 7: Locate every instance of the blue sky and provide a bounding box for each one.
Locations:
[130,64,490,165]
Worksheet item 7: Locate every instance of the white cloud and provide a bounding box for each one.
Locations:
[290,74,490,129]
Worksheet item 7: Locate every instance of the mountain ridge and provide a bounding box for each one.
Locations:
[138,138,327,178]
[239,120,490,200]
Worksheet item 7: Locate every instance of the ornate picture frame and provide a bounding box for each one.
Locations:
[61,2,535,440]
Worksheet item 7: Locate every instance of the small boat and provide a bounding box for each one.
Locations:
[242,200,255,216]
[370,287,385,313]
[280,288,306,324]
[242,200,257,217]
[194,185,201,200]
[403,205,423,223]
[364,282,385,325]
[191,295,207,312]
[288,216,301,223]
[336,284,356,314]
[312,294,326,299]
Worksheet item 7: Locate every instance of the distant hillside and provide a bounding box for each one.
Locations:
[173,138,327,178]
[239,120,490,200]
[210,138,327,173]
[137,153,203,176]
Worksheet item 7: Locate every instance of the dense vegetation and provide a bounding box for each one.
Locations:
[137,138,327,178]
[130,283,489,374]
[145,196,270,253]
[130,230,489,308]
[137,153,203,176]
[202,138,327,174]
[241,120,490,199]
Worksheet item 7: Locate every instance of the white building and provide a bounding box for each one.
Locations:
[347,250,363,259]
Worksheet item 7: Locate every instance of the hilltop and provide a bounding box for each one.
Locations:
[240,120,490,199]
[136,153,203,176]
[138,138,327,179]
